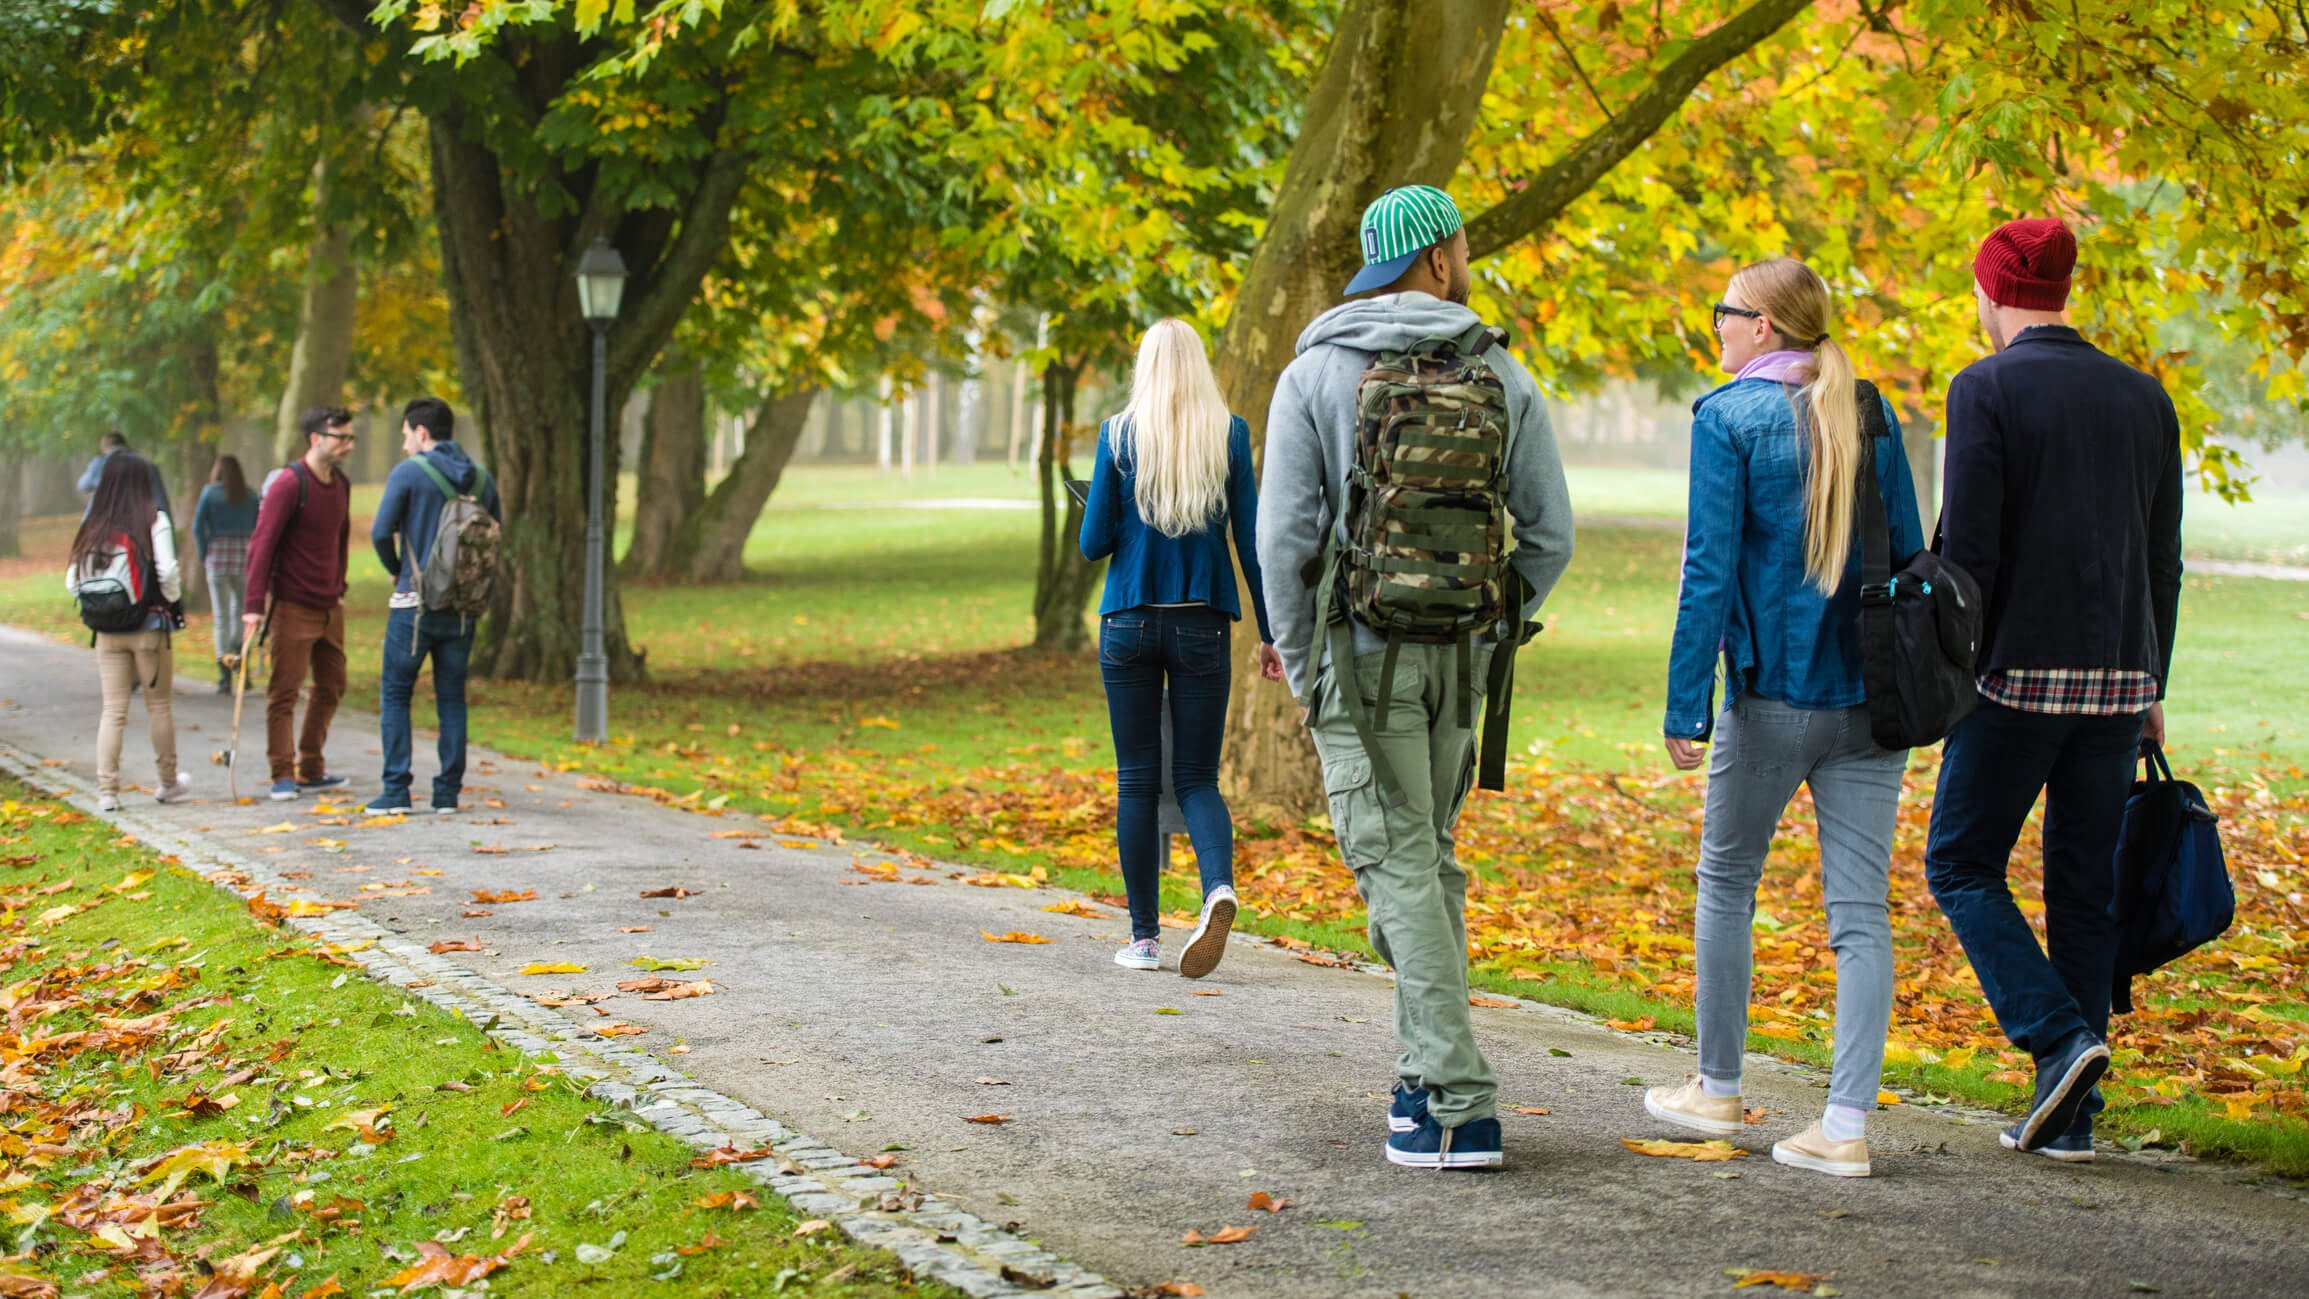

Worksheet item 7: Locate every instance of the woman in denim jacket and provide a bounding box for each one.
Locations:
[1080,318,1282,979]
[1643,258,1924,1178]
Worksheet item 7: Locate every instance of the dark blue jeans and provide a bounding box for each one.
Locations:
[379,606,475,809]
[1925,699,2145,1097]
[1099,605,1235,942]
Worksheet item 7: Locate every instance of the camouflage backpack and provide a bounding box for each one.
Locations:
[1312,320,1536,800]
[411,459,500,624]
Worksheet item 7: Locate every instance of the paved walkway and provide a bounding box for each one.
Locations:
[3,625,2304,1299]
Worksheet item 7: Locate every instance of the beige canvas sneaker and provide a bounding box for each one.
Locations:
[1643,1076,1744,1137]
[1772,1121,1872,1178]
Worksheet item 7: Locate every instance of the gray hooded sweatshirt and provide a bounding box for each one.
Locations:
[1255,292,1576,699]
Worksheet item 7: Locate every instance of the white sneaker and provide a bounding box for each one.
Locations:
[96,794,121,813]
[1179,885,1237,980]
[155,774,193,804]
[1114,938,1160,971]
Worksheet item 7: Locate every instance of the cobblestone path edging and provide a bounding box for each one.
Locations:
[0,743,1125,1299]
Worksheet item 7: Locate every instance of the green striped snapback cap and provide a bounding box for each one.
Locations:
[1344,185,1465,296]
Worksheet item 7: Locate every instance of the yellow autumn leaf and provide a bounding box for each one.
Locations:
[136,1140,252,1199]
[110,869,155,893]
[518,962,588,975]
[1620,1138,1747,1162]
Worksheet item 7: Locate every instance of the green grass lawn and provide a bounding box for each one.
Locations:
[0,785,958,1297]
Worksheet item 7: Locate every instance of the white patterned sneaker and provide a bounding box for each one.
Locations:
[1179,886,1237,979]
[1114,938,1159,971]
[154,774,193,804]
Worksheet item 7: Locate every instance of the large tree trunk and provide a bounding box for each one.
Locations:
[1212,0,1512,818]
[272,163,359,464]
[621,364,708,578]
[665,387,819,584]
[1214,0,1815,818]
[0,456,19,558]
[1032,362,1099,651]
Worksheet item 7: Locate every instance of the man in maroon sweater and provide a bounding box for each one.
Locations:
[243,407,358,800]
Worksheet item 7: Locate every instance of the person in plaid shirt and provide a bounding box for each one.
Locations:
[1924,219,2185,1163]
[193,455,262,693]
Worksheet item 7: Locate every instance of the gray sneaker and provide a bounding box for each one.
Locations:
[1114,938,1159,971]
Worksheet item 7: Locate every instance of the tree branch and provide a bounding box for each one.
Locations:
[1537,8,1612,121]
[603,139,753,392]
[1463,0,1814,260]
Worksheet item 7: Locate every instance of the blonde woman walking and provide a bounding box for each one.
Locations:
[1646,258,1925,1177]
[1080,318,1282,978]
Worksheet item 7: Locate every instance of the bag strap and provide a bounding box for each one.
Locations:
[1851,380,1892,597]
[1475,569,1536,793]
[2141,738,2175,784]
[1311,538,1408,805]
[414,456,462,501]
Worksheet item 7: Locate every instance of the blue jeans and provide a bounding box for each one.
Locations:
[379,606,475,809]
[1694,695,1908,1111]
[1099,605,1235,942]
[1926,699,2144,1091]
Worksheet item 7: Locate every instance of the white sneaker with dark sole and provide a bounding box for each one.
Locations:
[1178,886,1237,979]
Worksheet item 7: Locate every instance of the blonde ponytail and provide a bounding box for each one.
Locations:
[1117,318,1231,538]
[1725,256,1860,594]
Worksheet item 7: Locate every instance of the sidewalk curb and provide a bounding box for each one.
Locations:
[0,743,1128,1299]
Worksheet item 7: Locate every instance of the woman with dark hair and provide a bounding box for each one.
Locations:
[195,454,261,690]
[65,453,188,812]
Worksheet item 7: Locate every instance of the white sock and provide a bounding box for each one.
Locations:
[1700,1075,1740,1099]
[1822,1104,1867,1142]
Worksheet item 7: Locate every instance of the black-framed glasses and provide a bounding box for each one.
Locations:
[1711,303,1765,333]
[320,429,358,443]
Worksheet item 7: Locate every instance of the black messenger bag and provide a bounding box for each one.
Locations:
[1852,380,1984,749]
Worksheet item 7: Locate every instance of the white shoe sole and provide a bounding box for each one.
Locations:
[1178,893,1235,979]
[1113,952,1159,971]
[1999,1129,2095,1162]
[1385,1145,1504,1170]
[269,790,298,801]
[1645,1091,1744,1137]
[1772,1144,1870,1177]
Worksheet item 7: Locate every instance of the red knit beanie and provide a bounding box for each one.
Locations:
[1974,218,2077,310]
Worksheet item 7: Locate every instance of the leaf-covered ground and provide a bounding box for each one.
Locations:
[0,786,961,1298]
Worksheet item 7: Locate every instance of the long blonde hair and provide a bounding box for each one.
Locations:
[1115,318,1231,537]
[1728,257,1859,593]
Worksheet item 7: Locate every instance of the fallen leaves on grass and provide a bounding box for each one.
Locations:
[694,1191,760,1211]
[980,929,1055,944]
[1622,1138,1746,1162]
[382,1234,534,1291]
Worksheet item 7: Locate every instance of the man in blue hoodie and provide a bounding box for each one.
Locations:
[365,397,501,815]
[1258,187,1575,1170]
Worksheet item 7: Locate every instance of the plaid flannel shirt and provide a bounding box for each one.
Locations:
[1978,668,2158,716]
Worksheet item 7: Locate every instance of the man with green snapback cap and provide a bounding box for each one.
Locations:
[1258,185,1575,1169]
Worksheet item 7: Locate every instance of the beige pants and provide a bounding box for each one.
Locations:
[96,628,177,798]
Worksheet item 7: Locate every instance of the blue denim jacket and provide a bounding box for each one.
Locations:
[1080,415,1273,642]
[1665,378,1925,739]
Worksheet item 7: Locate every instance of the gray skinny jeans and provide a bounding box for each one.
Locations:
[1694,694,1908,1111]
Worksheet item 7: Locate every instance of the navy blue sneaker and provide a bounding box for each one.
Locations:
[2000,1120,2094,1162]
[1385,1114,1503,1170]
[1389,1082,1429,1134]
[297,774,352,795]
[2019,1032,2109,1151]
[364,793,414,815]
[269,778,299,801]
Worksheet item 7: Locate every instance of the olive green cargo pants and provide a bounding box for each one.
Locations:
[1306,642,1495,1128]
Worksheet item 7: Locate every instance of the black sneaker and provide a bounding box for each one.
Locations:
[1385,1113,1503,1170]
[296,774,352,795]
[2000,1120,2094,1162]
[1389,1082,1429,1134]
[364,794,414,815]
[2019,1032,2110,1151]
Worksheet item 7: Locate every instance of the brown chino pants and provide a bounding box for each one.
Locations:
[265,599,346,784]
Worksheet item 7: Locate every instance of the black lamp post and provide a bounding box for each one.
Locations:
[573,235,627,743]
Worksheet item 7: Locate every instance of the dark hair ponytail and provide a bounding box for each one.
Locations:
[71,453,159,577]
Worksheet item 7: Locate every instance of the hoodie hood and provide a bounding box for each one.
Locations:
[422,440,480,492]
[1295,292,1483,357]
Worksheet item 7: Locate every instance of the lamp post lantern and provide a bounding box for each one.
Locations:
[573,235,627,743]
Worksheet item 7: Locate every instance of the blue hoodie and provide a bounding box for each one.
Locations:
[372,441,502,597]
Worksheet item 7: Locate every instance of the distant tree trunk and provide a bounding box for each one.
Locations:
[272,162,359,464]
[1901,411,1939,527]
[176,337,226,607]
[1214,0,1814,818]
[1032,361,1100,651]
[877,378,894,473]
[0,456,19,558]
[621,364,707,578]
[664,387,819,584]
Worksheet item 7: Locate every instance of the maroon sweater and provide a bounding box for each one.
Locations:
[245,460,351,612]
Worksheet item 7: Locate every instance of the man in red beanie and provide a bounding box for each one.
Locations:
[1923,217,2185,1160]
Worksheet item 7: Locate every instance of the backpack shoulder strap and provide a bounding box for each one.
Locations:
[413,456,464,501]
[1851,380,1892,594]
[288,459,312,519]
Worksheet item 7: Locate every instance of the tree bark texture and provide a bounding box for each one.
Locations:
[422,81,749,683]
[1032,362,1099,651]
[1214,0,1816,818]
[621,365,707,578]
[665,386,819,584]
[0,456,19,558]
[272,165,359,465]
[1212,0,1511,818]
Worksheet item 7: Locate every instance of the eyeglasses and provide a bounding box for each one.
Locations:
[320,429,358,443]
[1711,303,1765,333]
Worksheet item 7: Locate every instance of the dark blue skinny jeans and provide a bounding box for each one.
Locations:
[1925,698,2144,1124]
[1099,605,1236,941]
[379,606,475,810]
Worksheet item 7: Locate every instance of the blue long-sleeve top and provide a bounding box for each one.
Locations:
[372,441,502,594]
[1665,378,1925,739]
[191,483,261,561]
[1079,414,1273,642]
